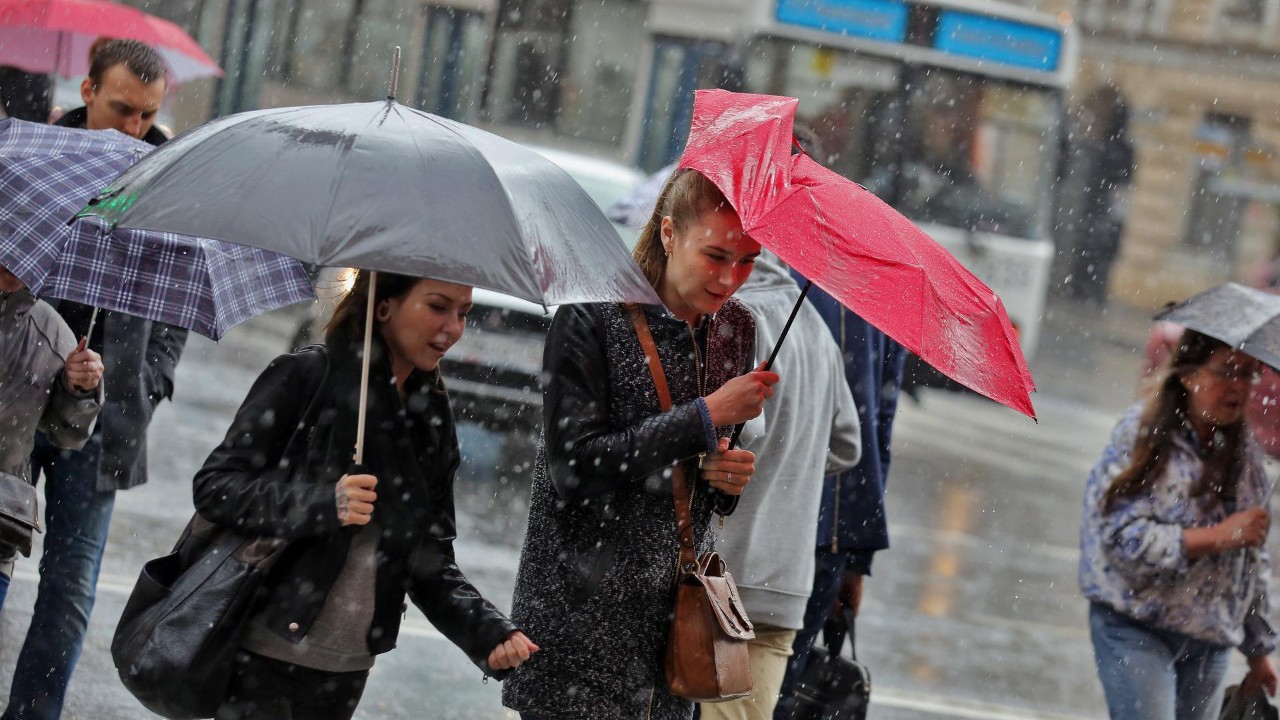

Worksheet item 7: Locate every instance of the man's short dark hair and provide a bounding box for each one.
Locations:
[88,39,166,87]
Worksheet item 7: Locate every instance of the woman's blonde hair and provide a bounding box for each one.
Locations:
[1102,329,1248,511]
[632,169,732,290]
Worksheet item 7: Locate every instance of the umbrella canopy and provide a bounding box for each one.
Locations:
[1155,282,1280,371]
[677,89,1035,418]
[0,0,222,83]
[0,117,148,273]
[78,99,660,308]
[0,118,313,340]
[31,217,313,341]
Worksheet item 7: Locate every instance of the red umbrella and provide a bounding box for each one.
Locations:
[0,0,222,83]
[680,89,1036,419]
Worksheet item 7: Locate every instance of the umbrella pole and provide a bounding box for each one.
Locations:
[85,306,99,340]
[387,46,401,101]
[728,280,812,448]
[354,271,378,466]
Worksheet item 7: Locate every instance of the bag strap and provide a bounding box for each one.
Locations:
[627,307,698,574]
[822,606,860,662]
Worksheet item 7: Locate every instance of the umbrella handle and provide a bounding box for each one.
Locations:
[354,271,377,466]
[727,280,812,450]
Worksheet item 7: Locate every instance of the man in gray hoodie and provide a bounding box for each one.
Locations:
[700,250,862,720]
[0,264,102,611]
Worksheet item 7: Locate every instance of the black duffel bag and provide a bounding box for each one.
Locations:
[788,608,871,720]
[112,514,287,718]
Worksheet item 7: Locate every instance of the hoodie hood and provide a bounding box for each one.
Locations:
[739,249,798,296]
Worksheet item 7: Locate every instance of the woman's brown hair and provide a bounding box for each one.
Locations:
[325,269,421,348]
[1102,329,1249,511]
[632,169,733,290]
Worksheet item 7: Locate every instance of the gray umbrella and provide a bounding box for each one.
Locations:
[77,100,657,308]
[76,50,659,462]
[1155,282,1280,370]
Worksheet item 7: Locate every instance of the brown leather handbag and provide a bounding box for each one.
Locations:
[629,307,755,703]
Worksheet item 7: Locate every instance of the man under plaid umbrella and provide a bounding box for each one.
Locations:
[2,40,187,720]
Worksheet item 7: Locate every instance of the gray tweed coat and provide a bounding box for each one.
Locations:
[502,300,755,720]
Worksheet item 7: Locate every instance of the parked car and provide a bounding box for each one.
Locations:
[440,147,647,431]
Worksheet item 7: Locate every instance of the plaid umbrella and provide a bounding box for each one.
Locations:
[0,118,313,340]
[36,217,314,340]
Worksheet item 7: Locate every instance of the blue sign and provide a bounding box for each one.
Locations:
[776,0,909,43]
[933,11,1063,72]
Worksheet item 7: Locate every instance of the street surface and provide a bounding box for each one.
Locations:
[1,296,1273,719]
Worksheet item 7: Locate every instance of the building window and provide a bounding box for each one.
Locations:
[342,0,417,95]
[1215,0,1280,38]
[1080,0,1169,36]
[1183,113,1252,263]
[1219,0,1268,25]
[418,7,488,122]
[484,0,644,148]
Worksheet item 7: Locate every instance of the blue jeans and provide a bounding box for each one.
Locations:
[1089,602,1233,720]
[2,432,114,720]
[774,549,848,720]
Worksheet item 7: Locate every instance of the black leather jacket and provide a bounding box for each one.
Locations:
[193,344,516,671]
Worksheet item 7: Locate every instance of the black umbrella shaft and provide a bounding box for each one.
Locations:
[728,280,812,449]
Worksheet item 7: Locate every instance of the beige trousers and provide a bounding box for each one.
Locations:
[698,624,797,720]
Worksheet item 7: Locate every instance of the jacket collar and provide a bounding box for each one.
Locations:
[0,286,36,322]
[54,106,168,146]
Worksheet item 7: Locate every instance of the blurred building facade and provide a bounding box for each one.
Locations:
[121,0,1280,309]
[1068,0,1280,305]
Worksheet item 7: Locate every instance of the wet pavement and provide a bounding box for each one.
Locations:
[1,294,1273,719]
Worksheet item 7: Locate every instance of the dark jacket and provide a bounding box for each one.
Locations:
[193,343,517,671]
[50,107,186,491]
[799,277,906,575]
[55,106,169,146]
[503,300,755,720]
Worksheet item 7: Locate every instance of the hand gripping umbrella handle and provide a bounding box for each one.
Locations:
[727,280,812,450]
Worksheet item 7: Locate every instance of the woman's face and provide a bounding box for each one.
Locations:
[1182,348,1262,429]
[659,208,760,321]
[378,279,472,373]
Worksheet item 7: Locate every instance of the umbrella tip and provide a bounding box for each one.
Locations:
[387,46,402,102]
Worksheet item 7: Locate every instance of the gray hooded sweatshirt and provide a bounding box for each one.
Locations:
[0,287,101,482]
[718,251,862,629]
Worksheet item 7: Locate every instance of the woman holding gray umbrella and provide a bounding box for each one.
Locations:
[1080,328,1278,720]
[193,271,536,720]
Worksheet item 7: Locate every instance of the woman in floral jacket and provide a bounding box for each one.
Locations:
[1080,329,1277,720]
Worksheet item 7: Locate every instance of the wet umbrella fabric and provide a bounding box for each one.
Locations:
[34,217,314,341]
[1154,282,1280,371]
[0,119,314,340]
[78,100,660,308]
[0,0,223,83]
[0,117,150,268]
[77,98,661,460]
[676,89,1036,419]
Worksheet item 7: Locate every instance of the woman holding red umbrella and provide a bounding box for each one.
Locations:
[502,169,778,719]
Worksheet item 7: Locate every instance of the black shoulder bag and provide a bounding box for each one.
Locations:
[111,347,331,720]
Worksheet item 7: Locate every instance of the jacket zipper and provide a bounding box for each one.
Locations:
[830,307,848,552]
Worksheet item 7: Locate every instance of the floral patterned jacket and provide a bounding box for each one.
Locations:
[1079,403,1277,655]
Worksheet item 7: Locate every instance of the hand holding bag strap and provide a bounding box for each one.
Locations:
[627,307,697,572]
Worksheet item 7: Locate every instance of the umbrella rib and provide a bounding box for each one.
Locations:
[402,106,539,300]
